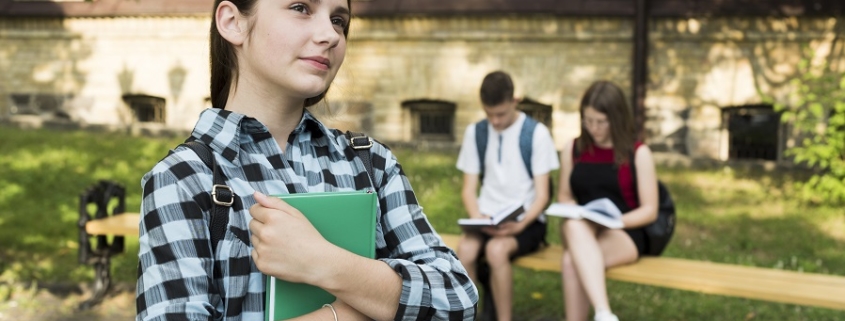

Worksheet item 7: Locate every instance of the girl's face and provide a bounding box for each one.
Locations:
[240,0,349,101]
[582,107,612,146]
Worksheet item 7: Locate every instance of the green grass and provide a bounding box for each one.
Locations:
[1,126,845,320]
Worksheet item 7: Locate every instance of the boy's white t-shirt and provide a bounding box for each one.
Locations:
[456,112,560,219]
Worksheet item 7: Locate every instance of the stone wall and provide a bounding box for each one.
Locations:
[1,14,841,160]
[334,16,633,147]
[0,16,210,129]
[646,17,844,159]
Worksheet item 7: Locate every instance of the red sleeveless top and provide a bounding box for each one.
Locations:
[571,141,642,212]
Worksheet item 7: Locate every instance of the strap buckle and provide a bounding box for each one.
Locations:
[349,135,373,150]
[211,184,234,206]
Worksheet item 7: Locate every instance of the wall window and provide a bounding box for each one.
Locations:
[518,97,553,129]
[402,99,456,141]
[8,93,72,118]
[722,105,781,161]
[122,94,166,123]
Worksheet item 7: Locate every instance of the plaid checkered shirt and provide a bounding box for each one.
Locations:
[136,108,478,321]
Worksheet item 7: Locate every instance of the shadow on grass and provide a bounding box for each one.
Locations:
[399,151,845,319]
[0,127,178,287]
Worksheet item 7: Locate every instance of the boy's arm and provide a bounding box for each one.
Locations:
[522,171,551,224]
[484,172,549,236]
[461,173,485,219]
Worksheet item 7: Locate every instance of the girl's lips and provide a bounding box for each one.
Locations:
[302,56,330,70]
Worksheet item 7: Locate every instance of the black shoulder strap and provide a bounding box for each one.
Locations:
[630,149,639,200]
[182,141,232,256]
[344,131,377,189]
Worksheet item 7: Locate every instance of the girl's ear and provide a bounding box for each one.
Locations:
[216,1,248,46]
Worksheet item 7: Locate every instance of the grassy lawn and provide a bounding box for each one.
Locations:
[1,126,844,320]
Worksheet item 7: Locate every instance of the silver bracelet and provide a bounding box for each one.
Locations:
[322,303,338,321]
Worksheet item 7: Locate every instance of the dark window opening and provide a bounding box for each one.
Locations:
[402,99,456,141]
[10,94,36,115]
[8,93,72,118]
[722,105,781,161]
[123,94,166,123]
[518,97,553,129]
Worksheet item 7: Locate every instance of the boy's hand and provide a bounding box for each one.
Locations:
[482,221,525,237]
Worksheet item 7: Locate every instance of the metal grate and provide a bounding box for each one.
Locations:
[402,99,456,141]
[8,93,72,117]
[518,97,553,129]
[723,105,781,161]
[122,94,166,123]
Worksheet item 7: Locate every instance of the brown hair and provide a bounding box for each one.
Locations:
[576,80,636,166]
[209,0,351,110]
[479,71,514,106]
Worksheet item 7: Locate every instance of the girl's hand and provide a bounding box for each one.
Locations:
[248,192,338,285]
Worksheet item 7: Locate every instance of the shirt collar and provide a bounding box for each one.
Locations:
[496,111,526,135]
[291,110,350,158]
[190,108,347,164]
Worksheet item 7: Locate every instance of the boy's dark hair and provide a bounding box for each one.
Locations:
[479,71,514,106]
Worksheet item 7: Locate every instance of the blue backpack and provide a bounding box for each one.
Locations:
[474,115,540,178]
[474,116,554,205]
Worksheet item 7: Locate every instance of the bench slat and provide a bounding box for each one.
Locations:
[610,258,845,310]
[83,221,845,310]
[438,233,845,311]
[84,213,140,236]
[637,257,845,287]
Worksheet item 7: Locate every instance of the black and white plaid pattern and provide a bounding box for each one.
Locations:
[136,108,478,321]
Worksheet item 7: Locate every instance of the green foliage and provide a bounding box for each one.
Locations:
[772,56,845,204]
[2,127,845,319]
[0,126,181,285]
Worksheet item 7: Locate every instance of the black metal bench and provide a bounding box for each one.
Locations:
[77,180,130,310]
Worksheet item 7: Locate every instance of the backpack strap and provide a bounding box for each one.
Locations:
[519,116,539,178]
[476,116,539,178]
[474,119,489,177]
[344,131,377,189]
[181,141,232,257]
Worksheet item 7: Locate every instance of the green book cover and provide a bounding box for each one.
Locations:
[264,191,377,321]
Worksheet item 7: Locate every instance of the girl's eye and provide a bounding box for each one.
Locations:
[290,3,309,14]
[331,17,348,28]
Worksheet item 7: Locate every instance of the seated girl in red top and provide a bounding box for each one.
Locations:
[556,81,659,321]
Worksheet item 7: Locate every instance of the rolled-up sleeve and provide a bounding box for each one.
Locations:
[373,146,478,320]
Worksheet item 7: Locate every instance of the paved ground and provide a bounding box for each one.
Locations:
[0,282,134,321]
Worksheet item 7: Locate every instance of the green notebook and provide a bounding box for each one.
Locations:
[264,191,377,321]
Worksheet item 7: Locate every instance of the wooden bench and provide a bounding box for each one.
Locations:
[439,234,845,311]
[79,207,845,312]
[84,213,140,237]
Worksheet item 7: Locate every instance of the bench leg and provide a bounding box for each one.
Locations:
[78,257,112,310]
[477,262,498,321]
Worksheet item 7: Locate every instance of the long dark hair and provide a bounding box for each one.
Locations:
[576,80,636,166]
[209,0,351,110]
